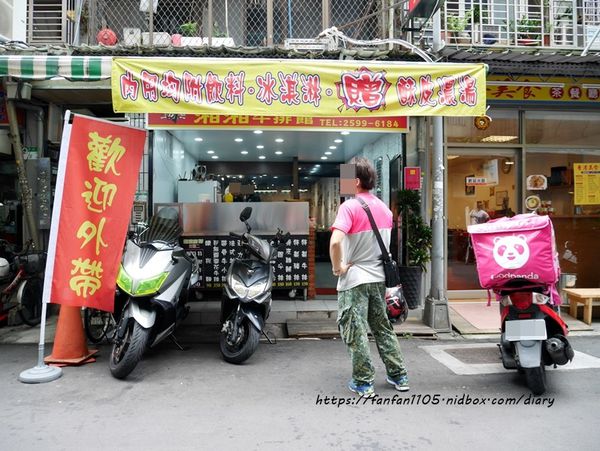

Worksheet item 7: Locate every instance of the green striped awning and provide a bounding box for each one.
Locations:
[0,55,112,81]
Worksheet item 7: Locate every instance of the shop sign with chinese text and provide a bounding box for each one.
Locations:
[147,113,409,132]
[466,177,488,186]
[574,163,600,205]
[488,76,600,103]
[43,114,147,312]
[112,58,486,117]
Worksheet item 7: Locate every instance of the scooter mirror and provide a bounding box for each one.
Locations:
[239,207,252,222]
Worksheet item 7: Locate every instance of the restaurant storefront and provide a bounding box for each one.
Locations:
[445,78,600,297]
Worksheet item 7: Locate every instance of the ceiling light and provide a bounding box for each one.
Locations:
[207,150,215,154]
[334,139,343,143]
[235,138,243,142]
[504,161,515,165]
[239,175,243,179]
[221,177,225,181]
[254,130,263,134]
[275,138,284,143]
[241,150,248,155]
[194,137,203,142]
[274,176,278,179]
[329,146,337,150]
[341,131,350,135]
[259,155,266,159]
[257,145,264,149]
[321,156,328,160]
[275,151,283,155]
[315,164,320,167]
[211,155,219,159]
[325,151,332,155]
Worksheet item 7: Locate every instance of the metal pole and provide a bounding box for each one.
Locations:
[2,80,40,250]
[148,0,154,46]
[18,300,62,384]
[322,0,330,32]
[267,0,274,46]
[292,157,299,199]
[422,8,451,332]
[208,0,213,46]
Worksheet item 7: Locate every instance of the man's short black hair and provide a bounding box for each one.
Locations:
[354,157,376,190]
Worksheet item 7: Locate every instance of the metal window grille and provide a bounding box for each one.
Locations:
[79,0,390,47]
[27,0,75,44]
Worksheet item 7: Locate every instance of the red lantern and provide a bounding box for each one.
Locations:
[97,28,117,46]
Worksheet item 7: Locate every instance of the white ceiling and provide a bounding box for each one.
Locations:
[170,129,387,163]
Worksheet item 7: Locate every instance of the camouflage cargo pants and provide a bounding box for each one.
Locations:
[337,282,407,385]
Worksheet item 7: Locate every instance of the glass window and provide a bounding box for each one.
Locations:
[447,151,519,290]
[524,150,600,289]
[525,111,600,146]
[446,109,519,144]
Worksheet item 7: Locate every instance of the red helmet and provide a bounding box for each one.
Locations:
[386,286,408,324]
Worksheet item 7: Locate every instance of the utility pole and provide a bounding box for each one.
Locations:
[422,8,451,332]
[2,79,40,250]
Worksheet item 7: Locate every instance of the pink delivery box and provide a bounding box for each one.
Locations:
[467,213,560,290]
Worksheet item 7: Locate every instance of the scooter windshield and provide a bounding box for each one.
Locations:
[144,208,182,244]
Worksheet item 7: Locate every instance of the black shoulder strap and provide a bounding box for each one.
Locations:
[356,197,391,262]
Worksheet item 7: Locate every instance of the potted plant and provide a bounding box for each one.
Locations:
[515,18,542,45]
[179,22,202,47]
[445,10,472,44]
[397,189,432,309]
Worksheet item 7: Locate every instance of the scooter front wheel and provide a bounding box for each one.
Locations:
[220,316,260,364]
[524,365,547,396]
[109,320,150,379]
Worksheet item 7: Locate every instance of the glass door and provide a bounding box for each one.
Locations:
[447,149,520,292]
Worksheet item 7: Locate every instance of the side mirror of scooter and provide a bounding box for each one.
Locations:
[239,207,252,222]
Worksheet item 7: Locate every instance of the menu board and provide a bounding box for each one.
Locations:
[182,235,309,289]
[574,163,600,205]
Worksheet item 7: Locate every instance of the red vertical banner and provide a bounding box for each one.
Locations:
[44,113,147,312]
[404,167,422,190]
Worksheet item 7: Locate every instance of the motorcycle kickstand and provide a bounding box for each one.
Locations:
[169,334,188,351]
[262,329,276,345]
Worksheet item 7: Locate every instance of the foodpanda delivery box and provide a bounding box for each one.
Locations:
[467,213,560,290]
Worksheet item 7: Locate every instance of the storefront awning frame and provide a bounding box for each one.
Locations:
[0,55,112,81]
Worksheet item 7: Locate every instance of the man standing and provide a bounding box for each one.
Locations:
[329,157,409,398]
[469,201,490,224]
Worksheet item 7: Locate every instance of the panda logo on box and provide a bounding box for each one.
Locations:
[492,235,530,269]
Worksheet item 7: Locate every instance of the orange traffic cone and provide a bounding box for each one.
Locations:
[45,305,98,366]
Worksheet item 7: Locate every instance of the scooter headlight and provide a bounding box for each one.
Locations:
[246,282,267,299]
[230,277,247,298]
[135,272,169,296]
[116,265,133,295]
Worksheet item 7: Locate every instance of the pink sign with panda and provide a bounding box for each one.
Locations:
[467,214,560,289]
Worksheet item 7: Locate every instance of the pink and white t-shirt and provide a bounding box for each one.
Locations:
[331,192,393,292]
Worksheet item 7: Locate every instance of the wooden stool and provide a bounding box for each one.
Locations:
[564,288,600,326]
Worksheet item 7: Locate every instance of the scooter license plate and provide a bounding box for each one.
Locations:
[504,319,547,341]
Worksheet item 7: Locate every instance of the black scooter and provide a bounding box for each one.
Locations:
[220,207,289,364]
